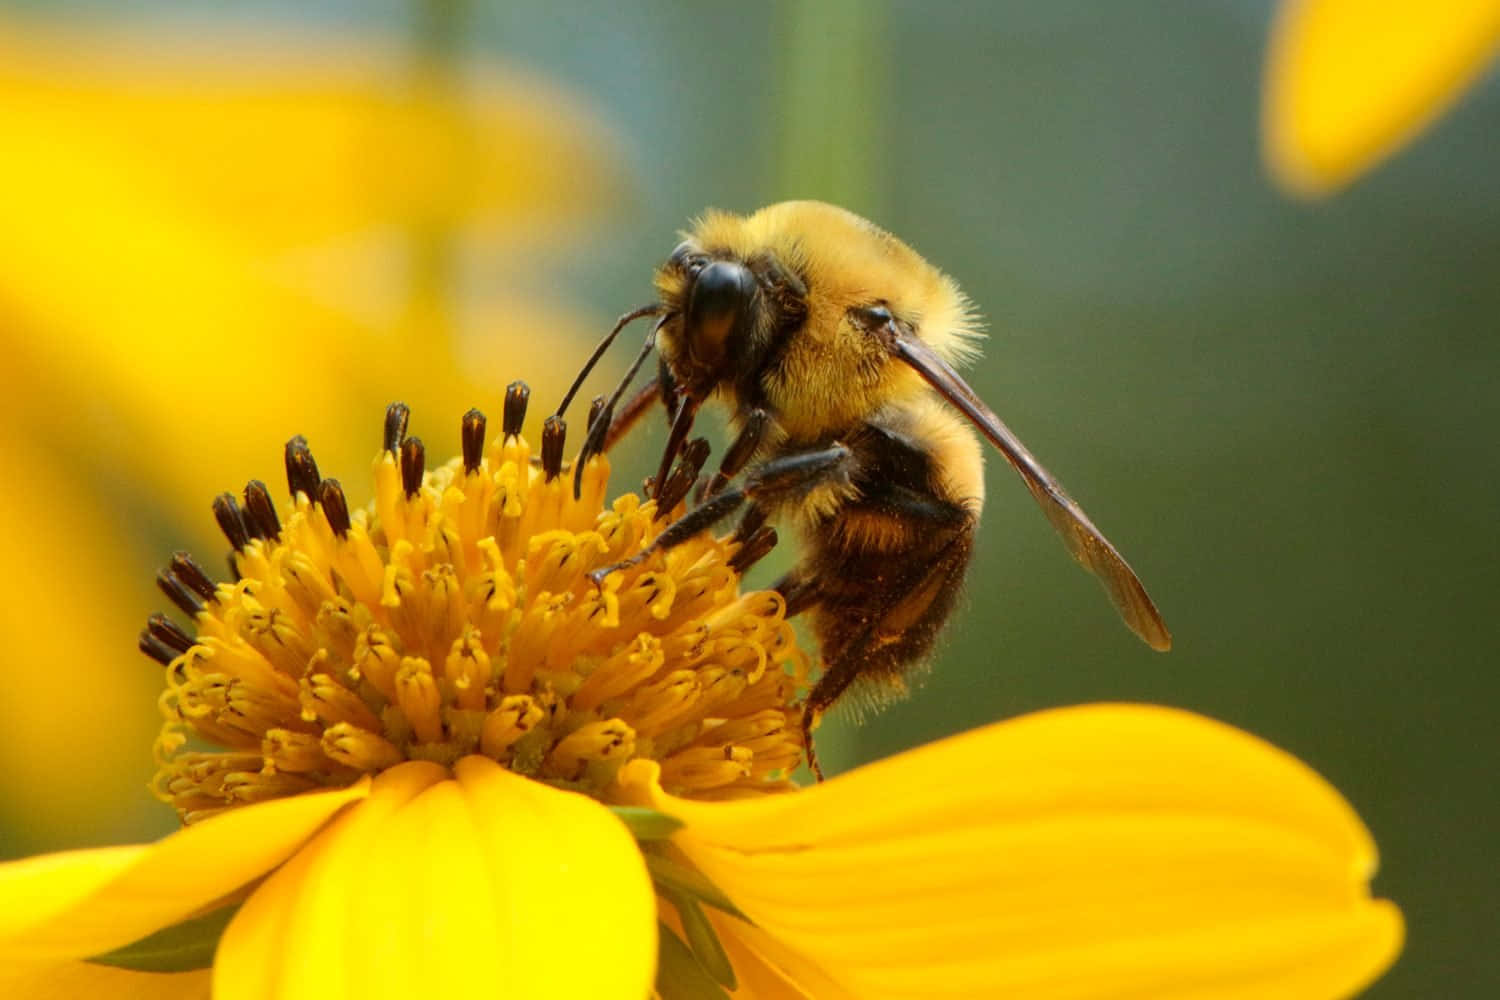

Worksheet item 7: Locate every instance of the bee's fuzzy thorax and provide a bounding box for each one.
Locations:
[670,201,983,441]
[690,201,982,361]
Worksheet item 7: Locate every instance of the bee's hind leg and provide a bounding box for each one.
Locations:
[799,522,974,781]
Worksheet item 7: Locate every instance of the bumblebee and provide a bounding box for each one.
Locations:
[558,201,1169,777]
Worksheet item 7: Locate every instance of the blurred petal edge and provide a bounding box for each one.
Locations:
[1263,0,1500,196]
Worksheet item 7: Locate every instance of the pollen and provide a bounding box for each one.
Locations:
[145,387,809,824]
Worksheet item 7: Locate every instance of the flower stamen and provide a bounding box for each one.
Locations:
[144,388,810,823]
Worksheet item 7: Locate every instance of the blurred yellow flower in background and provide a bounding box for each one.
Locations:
[0,13,620,850]
[1263,0,1500,196]
[0,413,1400,996]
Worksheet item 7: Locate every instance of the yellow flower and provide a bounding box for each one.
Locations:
[0,15,616,843]
[1262,0,1500,196]
[0,400,1400,998]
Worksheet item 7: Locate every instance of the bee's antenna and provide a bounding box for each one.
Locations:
[554,304,662,420]
[602,377,664,453]
[572,314,672,498]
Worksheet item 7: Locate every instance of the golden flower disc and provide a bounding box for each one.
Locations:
[144,388,809,825]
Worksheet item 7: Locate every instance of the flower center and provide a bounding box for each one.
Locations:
[143,386,809,824]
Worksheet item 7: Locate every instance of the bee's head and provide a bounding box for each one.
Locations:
[653,239,807,404]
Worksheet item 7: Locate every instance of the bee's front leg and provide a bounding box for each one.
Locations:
[587,443,853,586]
[700,408,771,501]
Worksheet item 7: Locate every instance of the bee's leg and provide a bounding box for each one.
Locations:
[727,503,779,575]
[701,409,771,500]
[651,437,712,517]
[589,443,853,585]
[770,567,822,618]
[649,396,701,500]
[800,520,974,781]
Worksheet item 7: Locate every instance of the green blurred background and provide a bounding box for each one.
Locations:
[1,2,1495,997]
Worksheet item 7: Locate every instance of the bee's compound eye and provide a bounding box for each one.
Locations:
[691,260,757,318]
[686,260,757,357]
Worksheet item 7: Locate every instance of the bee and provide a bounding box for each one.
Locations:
[557,201,1170,777]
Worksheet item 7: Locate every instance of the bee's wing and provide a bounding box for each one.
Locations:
[892,333,1172,651]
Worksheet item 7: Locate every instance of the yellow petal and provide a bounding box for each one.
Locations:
[216,757,655,1000]
[624,704,1402,999]
[1263,0,1500,195]
[212,762,445,1000]
[0,779,367,960]
[0,961,209,1000]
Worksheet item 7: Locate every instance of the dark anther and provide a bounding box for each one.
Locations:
[242,480,281,541]
[212,493,251,552]
[384,402,411,455]
[156,569,205,618]
[284,435,322,501]
[400,437,426,498]
[238,492,267,542]
[503,381,531,439]
[146,613,195,655]
[733,504,768,544]
[168,552,218,603]
[138,631,178,666]
[572,398,613,500]
[540,415,566,481]
[586,395,608,435]
[318,479,352,537]
[728,525,778,574]
[461,408,487,474]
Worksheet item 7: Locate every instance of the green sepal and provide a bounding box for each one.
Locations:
[662,889,738,991]
[645,850,747,920]
[609,804,684,841]
[655,921,731,1000]
[85,904,239,973]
